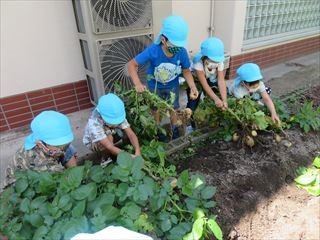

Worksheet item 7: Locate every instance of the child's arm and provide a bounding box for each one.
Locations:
[183,69,199,99]
[128,59,146,92]
[124,127,141,156]
[217,70,228,109]
[100,137,122,156]
[196,70,224,109]
[261,91,280,124]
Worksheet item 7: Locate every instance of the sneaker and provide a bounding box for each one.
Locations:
[100,157,113,168]
[186,125,194,134]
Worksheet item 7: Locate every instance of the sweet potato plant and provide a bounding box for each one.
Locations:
[0,152,222,240]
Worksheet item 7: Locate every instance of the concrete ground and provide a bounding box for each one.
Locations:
[0,52,319,190]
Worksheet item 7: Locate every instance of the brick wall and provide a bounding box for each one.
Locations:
[226,35,320,79]
[0,80,93,132]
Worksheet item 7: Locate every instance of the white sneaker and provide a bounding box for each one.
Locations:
[100,157,113,167]
[186,125,194,134]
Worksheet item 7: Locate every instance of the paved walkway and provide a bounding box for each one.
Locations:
[0,52,319,190]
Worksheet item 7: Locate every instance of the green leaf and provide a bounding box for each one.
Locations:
[60,166,84,191]
[111,166,130,181]
[102,205,120,222]
[253,111,268,130]
[190,218,205,240]
[201,186,216,199]
[58,194,71,209]
[15,178,28,194]
[185,198,200,212]
[22,188,36,199]
[190,174,205,190]
[32,226,48,240]
[44,215,54,226]
[38,172,56,195]
[31,196,47,209]
[71,182,97,201]
[134,213,154,232]
[120,202,141,220]
[203,200,216,209]
[294,171,317,186]
[168,222,192,240]
[313,156,320,168]
[20,198,30,213]
[183,232,195,240]
[89,165,105,183]
[63,216,89,239]
[72,200,86,218]
[131,155,144,173]
[47,220,65,239]
[29,213,44,227]
[88,192,115,213]
[161,219,172,232]
[177,170,189,187]
[117,151,134,170]
[207,218,223,240]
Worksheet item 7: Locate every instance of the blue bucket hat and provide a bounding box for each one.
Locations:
[96,93,126,125]
[234,63,263,87]
[24,111,74,150]
[154,15,189,47]
[193,37,225,63]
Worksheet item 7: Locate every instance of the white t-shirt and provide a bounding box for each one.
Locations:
[192,60,224,83]
[229,81,266,100]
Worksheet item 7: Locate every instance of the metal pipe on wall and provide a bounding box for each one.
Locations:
[209,0,214,36]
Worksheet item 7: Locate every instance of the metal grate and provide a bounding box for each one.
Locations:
[90,0,152,34]
[98,35,152,92]
[243,0,320,49]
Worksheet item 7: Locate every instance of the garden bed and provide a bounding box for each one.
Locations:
[176,87,320,239]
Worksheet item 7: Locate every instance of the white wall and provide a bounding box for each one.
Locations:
[213,0,247,56]
[0,0,85,97]
[172,0,212,54]
[152,0,212,55]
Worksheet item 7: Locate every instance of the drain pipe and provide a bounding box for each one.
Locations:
[209,0,214,37]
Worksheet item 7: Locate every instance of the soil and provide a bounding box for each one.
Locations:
[177,88,320,240]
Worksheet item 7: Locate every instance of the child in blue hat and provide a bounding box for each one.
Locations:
[128,15,199,140]
[5,111,77,187]
[229,63,280,123]
[83,93,141,160]
[186,37,228,131]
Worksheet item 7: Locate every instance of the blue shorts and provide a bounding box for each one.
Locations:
[61,144,77,166]
[148,85,180,109]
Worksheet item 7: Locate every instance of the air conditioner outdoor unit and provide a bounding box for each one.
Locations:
[72,0,153,102]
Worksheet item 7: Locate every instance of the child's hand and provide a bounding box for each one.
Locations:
[222,101,228,111]
[135,84,146,93]
[214,98,224,109]
[272,114,281,126]
[190,87,199,100]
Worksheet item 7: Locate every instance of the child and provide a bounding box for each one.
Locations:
[187,37,228,130]
[229,63,280,123]
[128,15,199,139]
[83,93,141,159]
[5,111,77,186]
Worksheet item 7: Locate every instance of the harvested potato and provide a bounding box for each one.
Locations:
[275,134,282,142]
[170,177,177,188]
[184,108,193,119]
[232,133,240,142]
[189,92,197,100]
[245,135,255,147]
[251,130,258,137]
